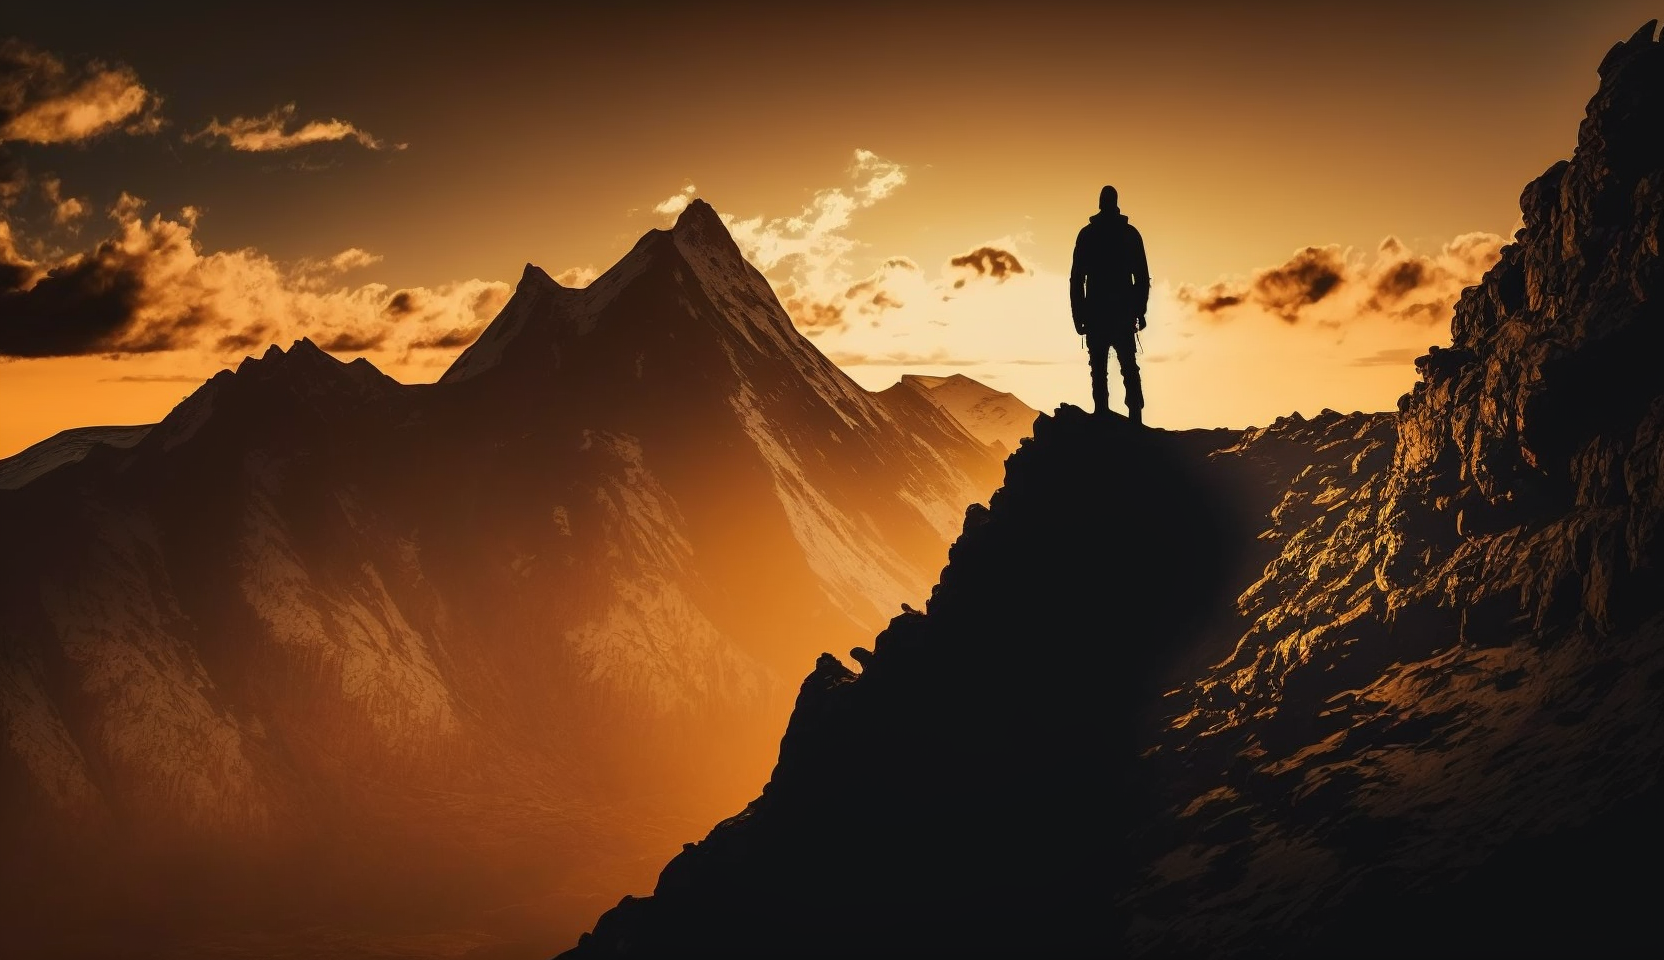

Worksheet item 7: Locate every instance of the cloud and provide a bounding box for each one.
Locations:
[841,256,917,317]
[850,148,904,203]
[40,175,84,225]
[701,151,1074,402]
[721,148,910,329]
[0,219,33,287]
[0,39,162,144]
[185,102,401,152]
[1182,244,1345,322]
[0,194,508,361]
[824,349,985,367]
[653,184,696,216]
[554,265,598,288]
[949,245,1025,288]
[0,157,24,208]
[1351,346,1425,367]
[97,373,205,383]
[325,247,379,272]
[784,298,845,331]
[1178,233,1504,326]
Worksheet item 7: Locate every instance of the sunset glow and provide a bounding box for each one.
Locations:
[2,1,1655,453]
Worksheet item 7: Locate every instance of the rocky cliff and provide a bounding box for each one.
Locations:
[559,21,1664,959]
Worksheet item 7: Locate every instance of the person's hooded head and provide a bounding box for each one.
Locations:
[1099,185,1119,213]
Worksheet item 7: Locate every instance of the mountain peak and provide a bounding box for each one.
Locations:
[521,262,558,288]
[669,198,745,263]
[671,197,722,231]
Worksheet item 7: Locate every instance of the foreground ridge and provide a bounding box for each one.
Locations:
[559,21,1664,959]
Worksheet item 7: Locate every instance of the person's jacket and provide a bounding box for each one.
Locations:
[1069,212,1150,333]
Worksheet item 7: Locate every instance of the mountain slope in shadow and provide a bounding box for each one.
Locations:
[0,202,1003,957]
[559,20,1664,959]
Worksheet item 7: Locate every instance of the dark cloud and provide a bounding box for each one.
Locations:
[1178,234,1504,326]
[949,246,1025,288]
[409,323,488,350]
[215,330,270,353]
[1370,259,1427,303]
[1251,246,1346,322]
[384,289,418,317]
[1186,290,1242,313]
[316,329,388,352]
[0,247,149,356]
[0,195,509,359]
[0,39,162,144]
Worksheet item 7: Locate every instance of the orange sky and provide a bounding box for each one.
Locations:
[3,2,1661,456]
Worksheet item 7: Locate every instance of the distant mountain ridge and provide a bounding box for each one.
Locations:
[558,21,1664,959]
[884,373,1039,455]
[0,200,1006,956]
[0,425,150,491]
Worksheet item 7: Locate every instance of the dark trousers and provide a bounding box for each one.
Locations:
[1086,322,1142,416]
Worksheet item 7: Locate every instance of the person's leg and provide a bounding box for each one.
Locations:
[1086,327,1110,416]
[1112,331,1143,424]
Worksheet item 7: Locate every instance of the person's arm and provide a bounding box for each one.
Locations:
[1130,226,1151,328]
[1069,228,1089,333]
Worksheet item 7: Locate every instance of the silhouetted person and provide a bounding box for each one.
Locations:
[1070,185,1150,423]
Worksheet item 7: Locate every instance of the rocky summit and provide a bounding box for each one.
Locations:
[559,21,1664,959]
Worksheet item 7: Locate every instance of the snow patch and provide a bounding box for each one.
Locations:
[239,465,458,744]
[0,425,151,491]
[0,656,102,813]
[566,576,770,717]
[37,508,268,830]
[728,383,921,628]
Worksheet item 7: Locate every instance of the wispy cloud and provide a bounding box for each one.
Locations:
[824,350,988,368]
[1350,346,1426,367]
[185,102,402,152]
[97,373,206,383]
[653,183,696,216]
[0,39,162,144]
[720,148,909,332]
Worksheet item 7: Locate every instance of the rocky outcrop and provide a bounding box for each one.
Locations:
[559,21,1664,959]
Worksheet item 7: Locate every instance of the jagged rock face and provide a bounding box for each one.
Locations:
[560,23,1664,960]
[0,202,1003,956]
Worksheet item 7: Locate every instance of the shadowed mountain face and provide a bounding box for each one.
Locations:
[560,22,1664,959]
[0,202,1004,957]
